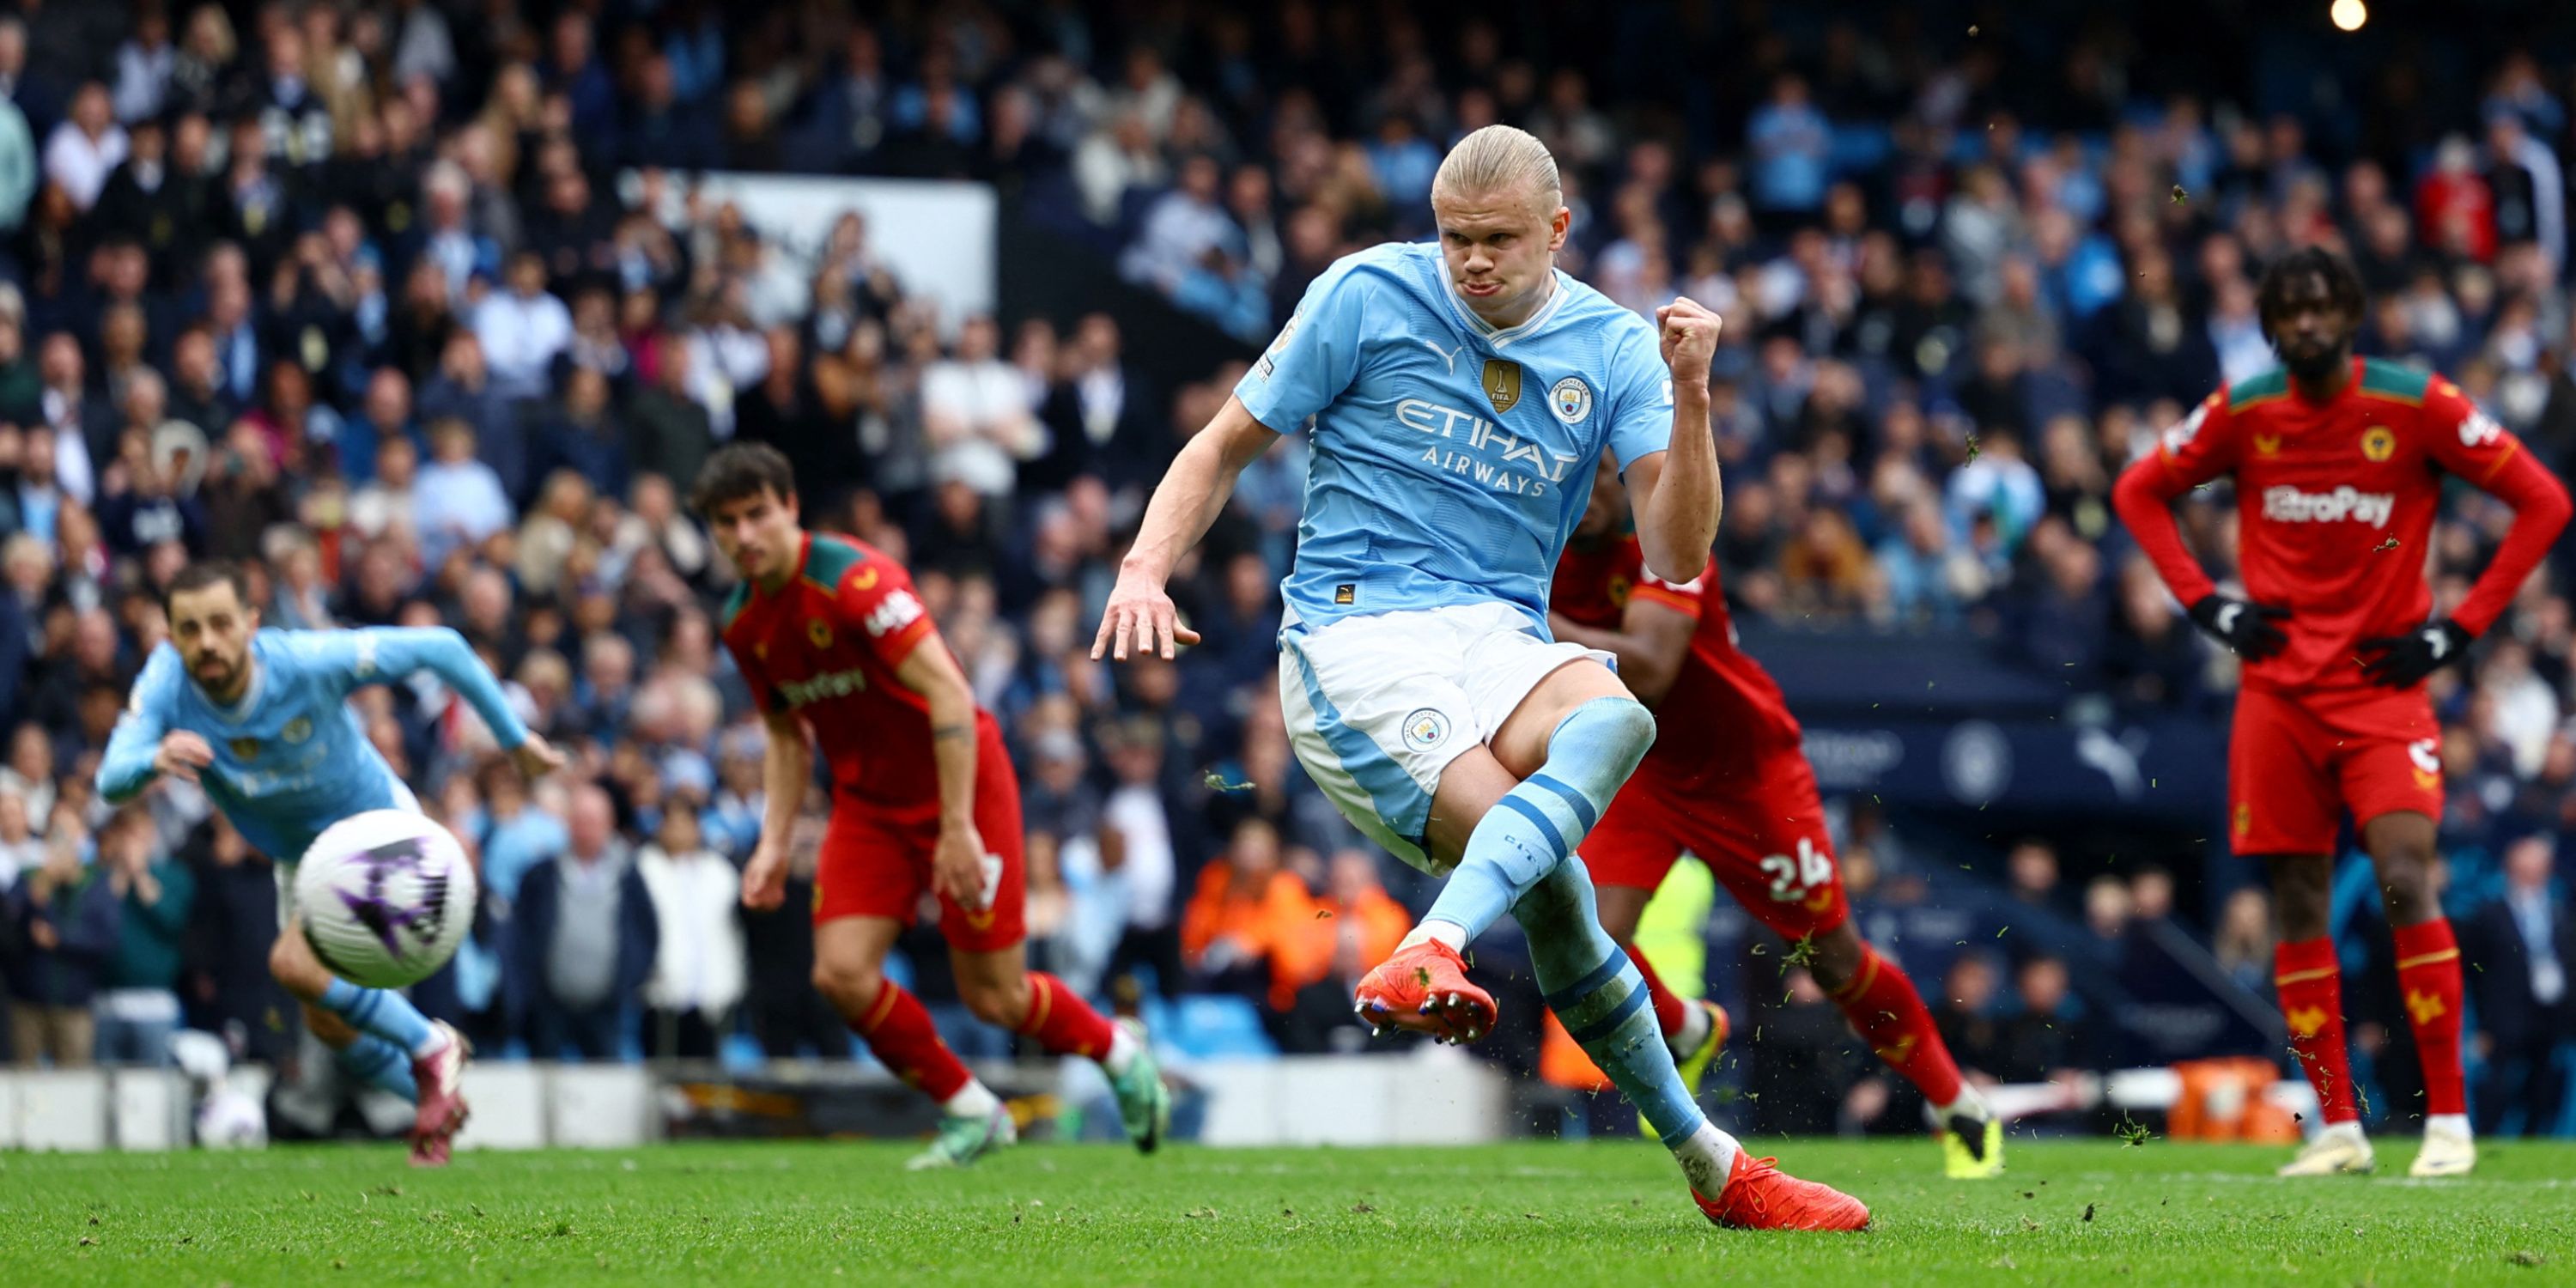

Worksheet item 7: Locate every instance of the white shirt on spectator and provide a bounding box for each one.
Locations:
[921,355,1036,496]
[0,770,54,830]
[349,480,416,541]
[683,325,769,441]
[1071,132,1168,226]
[472,289,574,400]
[1099,782,1176,933]
[0,835,39,891]
[39,392,96,507]
[1076,365,1126,447]
[412,458,513,564]
[42,121,127,211]
[637,843,747,1015]
[2488,665,2560,779]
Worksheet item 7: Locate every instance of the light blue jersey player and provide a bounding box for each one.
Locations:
[1095,126,1864,1229]
[98,561,565,1165]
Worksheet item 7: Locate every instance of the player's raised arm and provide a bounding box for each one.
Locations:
[1619,299,1724,584]
[304,627,566,778]
[1094,395,1280,662]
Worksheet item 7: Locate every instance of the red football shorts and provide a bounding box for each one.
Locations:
[2229,683,2443,856]
[1581,754,1850,939]
[813,732,1026,953]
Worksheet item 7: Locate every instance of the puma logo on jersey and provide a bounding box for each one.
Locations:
[2261,485,2394,527]
[1419,338,1466,373]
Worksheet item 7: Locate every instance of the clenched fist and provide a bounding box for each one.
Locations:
[1656,296,1724,387]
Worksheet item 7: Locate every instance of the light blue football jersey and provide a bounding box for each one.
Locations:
[99,628,530,864]
[1234,241,1674,632]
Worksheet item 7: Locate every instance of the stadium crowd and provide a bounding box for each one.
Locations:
[0,1,2567,1138]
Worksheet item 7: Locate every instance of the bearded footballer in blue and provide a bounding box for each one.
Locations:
[100,562,565,1165]
[1093,125,1867,1229]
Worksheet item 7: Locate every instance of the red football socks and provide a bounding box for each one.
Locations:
[1628,945,1690,1039]
[2275,937,2360,1124]
[1830,945,1965,1108]
[850,979,972,1102]
[1014,971,1117,1060]
[2392,918,2469,1118]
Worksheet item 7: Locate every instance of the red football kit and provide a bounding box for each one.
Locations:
[720,532,1024,951]
[2115,355,2571,1131]
[1551,534,1973,1117]
[1551,537,1846,939]
[2112,357,2570,856]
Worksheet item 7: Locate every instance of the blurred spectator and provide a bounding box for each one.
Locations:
[1748,74,1829,227]
[2464,836,2571,1135]
[2005,840,2061,912]
[1933,953,2004,1083]
[636,807,744,1060]
[921,314,1039,500]
[1271,848,1413,1052]
[738,811,843,1058]
[93,806,191,1066]
[1991,954,2105,1083]
[474,252,574,403]
[1747,965,1862,1134]
[0,786,39,887]
[42,82,124,213]
[419,333,525,504]
[5,813,118,1066]
[1097,718,1182,996]
[412,418,512,570]
[627,337,714,495]
[1121,154,1234,294]
[1181,817,1321,1015]
[2214,887,2275,995]
[507,784,657,1060]
[179,813,287,1061]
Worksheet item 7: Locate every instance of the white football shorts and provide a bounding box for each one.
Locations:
[1278,600,1612,875]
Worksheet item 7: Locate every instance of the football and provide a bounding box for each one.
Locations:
[293,810,478,989]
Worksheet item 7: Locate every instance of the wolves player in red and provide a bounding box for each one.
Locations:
[2113,248,2571,1178]
[696,444,1170,1168]
[1551,458,2002,1178]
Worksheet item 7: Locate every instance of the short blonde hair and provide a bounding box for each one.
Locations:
[1432,125,1562,210]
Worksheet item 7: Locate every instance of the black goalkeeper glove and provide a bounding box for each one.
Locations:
[2187,594,2293,660]
[2357,618,2475,689]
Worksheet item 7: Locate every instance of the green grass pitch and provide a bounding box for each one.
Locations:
[3,1138,2569,1285]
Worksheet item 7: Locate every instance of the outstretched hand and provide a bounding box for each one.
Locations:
[1092,567,1200,662]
